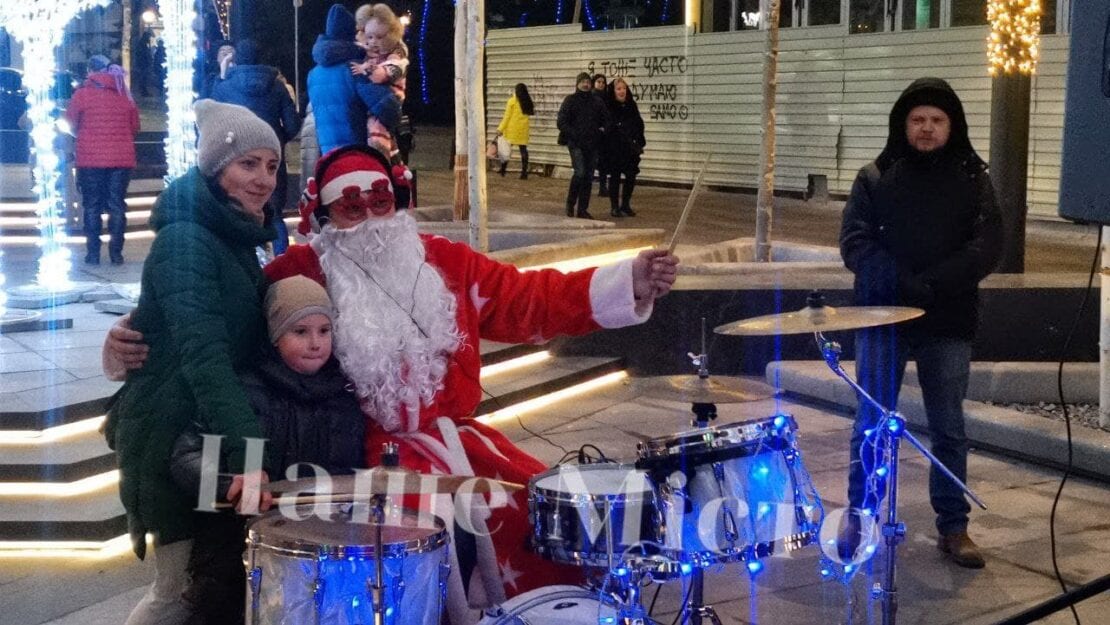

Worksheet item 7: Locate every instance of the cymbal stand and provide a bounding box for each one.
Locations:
[814,333,986,625]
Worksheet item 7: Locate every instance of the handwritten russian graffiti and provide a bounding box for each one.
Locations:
[586,55,692,124]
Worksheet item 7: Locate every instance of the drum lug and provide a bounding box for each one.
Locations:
[313,579,326,615]
[248,566,262,625]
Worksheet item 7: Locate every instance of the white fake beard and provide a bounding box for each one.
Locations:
[314,212,463,432]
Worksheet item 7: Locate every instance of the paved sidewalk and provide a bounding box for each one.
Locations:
[4,384,1105,625]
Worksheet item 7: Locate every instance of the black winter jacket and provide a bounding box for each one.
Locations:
[603,95,645,172]
[557,90,609,151]
[170,352,365,500]
[840,78,1003,340]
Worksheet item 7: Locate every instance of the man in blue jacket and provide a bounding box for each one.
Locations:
[211,39,301,253]
[307,4,400,155]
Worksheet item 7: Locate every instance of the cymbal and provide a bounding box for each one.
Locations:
[714,305,925,336]
[637,375,779,404]
[264,469,525,496]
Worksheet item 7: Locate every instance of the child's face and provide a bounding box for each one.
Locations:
[363,19,390,55]
[276,314,333,375]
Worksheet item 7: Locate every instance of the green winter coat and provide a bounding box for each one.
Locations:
[105,167,275,558]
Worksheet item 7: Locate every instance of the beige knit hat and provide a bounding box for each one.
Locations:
[194,99,281,178]
[264,276,335,343]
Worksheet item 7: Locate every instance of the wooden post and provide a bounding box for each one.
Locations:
[753,1,781,262]
[452,1,468,220]
[989,72,1032,273]
[121,0,131,75]
[465,0,489,252]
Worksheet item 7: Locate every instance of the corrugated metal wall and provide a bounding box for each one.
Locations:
[486,24,1068,218]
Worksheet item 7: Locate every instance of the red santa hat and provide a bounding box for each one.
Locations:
[297,145,413,235]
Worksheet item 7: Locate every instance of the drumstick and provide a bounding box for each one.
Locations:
[667,152,713,254]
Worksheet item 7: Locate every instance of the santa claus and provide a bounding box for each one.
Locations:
[104,144,678,621]
[266,144,678,613]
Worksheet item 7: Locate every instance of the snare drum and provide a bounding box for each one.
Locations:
[479,584,659,624]
[245,502,449,625]
[636,415,821,564]
[529,463,664,568]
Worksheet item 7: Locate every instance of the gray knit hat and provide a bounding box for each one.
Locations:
[194,99,281,178]
[264,276,335,343]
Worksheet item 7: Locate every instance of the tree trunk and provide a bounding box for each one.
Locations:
[465,0,489,252]
[453,2,469,221]
[989,72,1031,273]
[753,1,781,262]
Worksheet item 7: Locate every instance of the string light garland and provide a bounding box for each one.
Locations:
[212,0,231,40]
[987,0,1042,75]
[159,1,199,181]
[583,0,598,29]
[0,0,113,290]
[417,0,431,105]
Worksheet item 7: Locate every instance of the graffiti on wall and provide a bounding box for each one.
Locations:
[586,55,691,122]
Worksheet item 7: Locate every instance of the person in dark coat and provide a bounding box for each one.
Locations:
[170,275,364,625]
[557,71,608,219]
[591,73,610,196]
[603,77,645,218]
[211,39,301,254]
[106,99,281,625]
[838,77,1002,570]
[307,3,401,155]
[66,55,140,265]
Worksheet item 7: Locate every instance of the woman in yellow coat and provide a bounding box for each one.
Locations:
[496,83,534,178]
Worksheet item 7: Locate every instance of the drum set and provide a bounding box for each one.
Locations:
[242,294,985,625]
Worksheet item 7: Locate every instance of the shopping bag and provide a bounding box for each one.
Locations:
[496,135,512,163]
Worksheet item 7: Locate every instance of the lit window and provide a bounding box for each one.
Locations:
[850,0,886,33]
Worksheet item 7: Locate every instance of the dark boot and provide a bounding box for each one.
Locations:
[576,175,593,217]
[609,175,622,217]
[565,177,579,217]
[498,162,507,177]
[598,172,608,197]
[938,531,986,569]
[620,175,637,216]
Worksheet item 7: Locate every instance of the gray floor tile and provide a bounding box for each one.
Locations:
[0,351,56,374]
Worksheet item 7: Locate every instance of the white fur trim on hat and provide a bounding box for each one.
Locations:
[318,170,392,205]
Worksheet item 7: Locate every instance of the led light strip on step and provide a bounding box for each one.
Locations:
[477,370,627,426]
[521,247,651,273]
[0,470,119,496]
[0,416,106,446]
[0,534,137,560]
[479,350,551,378]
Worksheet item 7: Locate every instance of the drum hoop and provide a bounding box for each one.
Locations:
[635,416,796,462]
[529,463,654,504]
[247,525,450,560]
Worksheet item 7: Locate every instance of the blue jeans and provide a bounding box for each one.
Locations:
[847,328,973,536]
[77,167,131,259]
[566,146,598,215]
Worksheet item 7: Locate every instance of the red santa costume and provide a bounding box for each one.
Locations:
[265,146,652,621]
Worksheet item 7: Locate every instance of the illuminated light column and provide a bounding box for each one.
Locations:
[986,0,1041,273]
[0,0,113,290]
[158,0,199,181]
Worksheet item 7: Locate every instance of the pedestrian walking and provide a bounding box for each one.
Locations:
[67,55,140,265]
[496,83,534,179]
[837,77,1003,570]
[557,72,608,219]
[603,77,644,217]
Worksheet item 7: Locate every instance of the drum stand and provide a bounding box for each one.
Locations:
[368,494,388,625]
[815,333,987,625]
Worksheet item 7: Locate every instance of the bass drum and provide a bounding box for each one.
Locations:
[479,585,659,624]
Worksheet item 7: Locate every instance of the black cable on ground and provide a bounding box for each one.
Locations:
[1050,226,1102,625]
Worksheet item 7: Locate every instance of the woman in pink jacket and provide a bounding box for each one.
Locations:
[66,55,140,265]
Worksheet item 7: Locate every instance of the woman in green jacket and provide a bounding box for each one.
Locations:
[106,99,281,625]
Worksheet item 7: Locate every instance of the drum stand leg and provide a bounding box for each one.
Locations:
[815,333,987,625]
[681,569,722,625]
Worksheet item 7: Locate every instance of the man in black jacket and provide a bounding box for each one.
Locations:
[838,77,1002,569]
[557,71,609,219]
